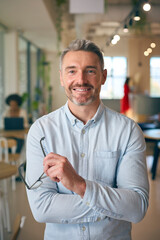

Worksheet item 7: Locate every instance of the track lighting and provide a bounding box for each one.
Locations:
[106,0,152,47]
[129,18,133,27]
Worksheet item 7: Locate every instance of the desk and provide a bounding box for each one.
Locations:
[143,129,160,180]
[0,128,29,160]
[0,162,17,237]
[0,128,29,140]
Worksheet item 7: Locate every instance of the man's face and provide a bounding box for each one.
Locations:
[60,51,107,106]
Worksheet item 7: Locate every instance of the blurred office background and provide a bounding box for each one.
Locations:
[0,0,160,123]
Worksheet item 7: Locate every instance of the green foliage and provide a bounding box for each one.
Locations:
[21,92,29,104]
[32,54,52,114]
[32,100,39,111]
[56,0,66,7]
[55,0,67,53]
[34,87,42,96]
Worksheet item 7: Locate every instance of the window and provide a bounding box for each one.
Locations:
[18,37,40,117]
[100,56,127,99]
[150,57,160,97]
[0,29,5,127]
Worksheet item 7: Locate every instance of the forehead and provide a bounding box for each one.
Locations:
[10,100,18,105]
[62,51,100,68]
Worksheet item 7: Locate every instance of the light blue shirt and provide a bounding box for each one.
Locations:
[26,101,149,240]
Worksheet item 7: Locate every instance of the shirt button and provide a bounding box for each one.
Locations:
[82,226,86,231]
[82,129,85,134]
[81,153,85,158]
[72,119,75,124]
[86,202,90,206]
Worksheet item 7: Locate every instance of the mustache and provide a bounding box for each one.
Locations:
[70,84,94,90]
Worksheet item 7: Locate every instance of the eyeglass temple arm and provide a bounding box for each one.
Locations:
[40,137,46,157]
[18,163,31,190]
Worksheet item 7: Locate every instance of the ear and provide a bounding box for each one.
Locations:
[102,69,107,85]
[59,70,64,87]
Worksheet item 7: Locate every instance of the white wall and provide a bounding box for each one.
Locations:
[46,52,67,110]
[4,31,19,97]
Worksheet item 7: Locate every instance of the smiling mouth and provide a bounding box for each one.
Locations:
[73,87,91,92]
[72,84,93,92]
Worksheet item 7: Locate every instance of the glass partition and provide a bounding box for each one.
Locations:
[18,36,43,122]
[0,28,5,127]
[18,37,27,95]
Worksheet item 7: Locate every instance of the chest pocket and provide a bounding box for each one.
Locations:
[94,151,120,186]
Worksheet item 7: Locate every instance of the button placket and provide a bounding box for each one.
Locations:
[79,127,88,179]
[79,223,89,239]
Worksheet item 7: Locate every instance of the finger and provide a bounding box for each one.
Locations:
[43,152,65,162]
[43,154,59,167]
[46,166,62,182]
[43,157,64,175]
[43,154,67,171]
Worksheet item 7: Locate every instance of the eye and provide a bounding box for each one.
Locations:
[68,70,76,75]
[87,69,96,74]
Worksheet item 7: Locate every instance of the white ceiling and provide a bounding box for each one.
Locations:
[0,0,160,52]
[0,0,57,51]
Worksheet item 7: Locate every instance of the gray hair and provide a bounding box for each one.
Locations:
[60,39,104,71]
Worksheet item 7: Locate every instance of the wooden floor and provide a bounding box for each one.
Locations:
[2,151,160,240]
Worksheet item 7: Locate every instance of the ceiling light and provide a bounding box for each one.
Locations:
[150,42,156,48]
[113,34,120,41]
[147,48,152,53]
[144,51,149,56]
[143,2,151,12]
[111,38,117,45]
[123,24,129,33]
[134,11,141,21]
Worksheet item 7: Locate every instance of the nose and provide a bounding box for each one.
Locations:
[77,71,87,85]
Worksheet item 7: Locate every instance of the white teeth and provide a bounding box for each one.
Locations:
[74,88,90,91]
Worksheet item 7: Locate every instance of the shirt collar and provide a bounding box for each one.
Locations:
[64,101,105,126]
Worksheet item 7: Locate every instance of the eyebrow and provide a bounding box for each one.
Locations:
[65,65,97,71]
[86,66,97,69]
[65,66,76,71]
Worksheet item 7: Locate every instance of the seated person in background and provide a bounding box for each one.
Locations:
[3,93,28,153]
[4,93,28,128]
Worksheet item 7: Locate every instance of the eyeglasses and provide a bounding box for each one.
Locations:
[18,137,47,190]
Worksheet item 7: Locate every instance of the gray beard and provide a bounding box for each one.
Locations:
[66,94,95,106]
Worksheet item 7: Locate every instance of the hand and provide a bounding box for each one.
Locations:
[43,152,86,198]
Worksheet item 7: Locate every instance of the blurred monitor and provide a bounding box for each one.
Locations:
[4,117,24,130]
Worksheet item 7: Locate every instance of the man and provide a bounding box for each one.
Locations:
[26,39,149,240]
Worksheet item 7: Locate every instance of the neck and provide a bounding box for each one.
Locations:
[10,108,20,117]
[68,99,100,124]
